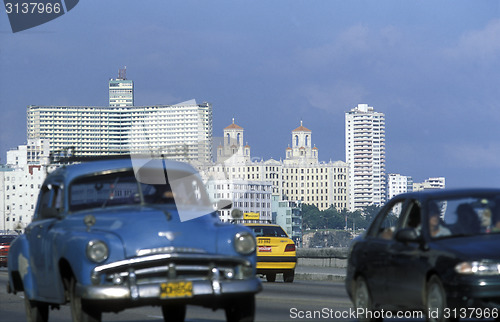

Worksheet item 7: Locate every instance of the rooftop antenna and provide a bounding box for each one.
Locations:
[118,66,127,80]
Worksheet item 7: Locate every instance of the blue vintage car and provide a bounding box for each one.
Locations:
[7,157,261,322]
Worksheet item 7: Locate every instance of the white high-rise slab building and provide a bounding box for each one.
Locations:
[27,100,213,164]
[345,104,386,210]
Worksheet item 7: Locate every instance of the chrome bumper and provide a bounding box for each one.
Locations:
[81,252,261,301]
[77,277,262,300]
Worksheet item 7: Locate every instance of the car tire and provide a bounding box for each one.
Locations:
[354,276,383,322]
[266,273,276,282]
[161,303,186,322]
[425,275,450,322]
[225,294,255,322]
[283,270,295,283]
[69,278,102,322]
[24,295,49,322]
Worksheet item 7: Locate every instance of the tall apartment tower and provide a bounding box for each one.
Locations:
[109,67,134,107]
[345,104,386,210]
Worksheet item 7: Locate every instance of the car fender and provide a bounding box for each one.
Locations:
[216,224,257,271]
[55,230,125,286]
[7,235,38,299]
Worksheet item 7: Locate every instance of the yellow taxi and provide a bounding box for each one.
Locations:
[244,224,296,282]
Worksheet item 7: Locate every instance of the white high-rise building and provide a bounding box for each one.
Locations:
[109,67,134,107]
[27,101,213,164]
[345,104,386,210]
[387,173,413,200]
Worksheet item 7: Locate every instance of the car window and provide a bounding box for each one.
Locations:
[70,171,141,212]
[400,201,422,229]
[429,194,500,239]
[37,184,64,219]
[141,175,211,208]
[249,226,288,238]
[369,200,404,240]
[69,169,212,212]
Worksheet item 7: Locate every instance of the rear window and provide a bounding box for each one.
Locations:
[0,235,16,244]
[248,225,288,238]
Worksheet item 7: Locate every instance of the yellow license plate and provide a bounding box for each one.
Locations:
[160,281,193,299]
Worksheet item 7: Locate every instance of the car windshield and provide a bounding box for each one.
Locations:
[69,170,211,212]
[428,194,500,239]
[249,225,288,238]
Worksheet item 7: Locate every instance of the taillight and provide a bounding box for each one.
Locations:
[284,244,296,252]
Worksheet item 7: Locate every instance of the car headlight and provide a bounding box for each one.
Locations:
[234,232,256,255]
[86,240,109,263]
[455,261,500,275]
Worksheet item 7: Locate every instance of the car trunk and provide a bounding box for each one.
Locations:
[257,237,291,255]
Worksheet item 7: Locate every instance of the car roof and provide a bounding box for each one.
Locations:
[47,157,199,186]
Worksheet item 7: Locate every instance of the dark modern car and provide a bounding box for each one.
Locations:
[7,157,261,322]
[346,189,500,322]
[0,234,17,267]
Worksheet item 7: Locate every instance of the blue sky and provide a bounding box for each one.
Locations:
[1,0,499,187]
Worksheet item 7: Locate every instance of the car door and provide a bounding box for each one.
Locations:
[26,182,63,300]
[385,200,428,308]
[359,198,407,305]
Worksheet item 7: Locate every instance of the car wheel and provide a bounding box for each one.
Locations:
[354,276,383,322]
[266,273,276,282]
[161,303,186,322]
[24,295,49,322]
[69,278,101,322]
[283,270,295,283]
[425,275,448,322]
[225,294,255,322]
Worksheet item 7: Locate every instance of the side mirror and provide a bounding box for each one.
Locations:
[395,227,420,243]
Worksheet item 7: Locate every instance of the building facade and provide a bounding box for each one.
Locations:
[206,179,273,223]
[345,104,386,210]
[386,173,413,200]
[27,101,213,163]
[0,139,49,231]
[281,122,349,211]
[413,177,446,191]
[203,120,349,214]
[272,196,302,247]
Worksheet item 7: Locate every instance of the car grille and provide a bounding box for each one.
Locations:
[91,251,252,289]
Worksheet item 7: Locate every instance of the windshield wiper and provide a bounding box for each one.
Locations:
[101,177,120,208]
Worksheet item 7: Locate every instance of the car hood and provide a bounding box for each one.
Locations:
[435,234,500,260]
[67,205,219,258]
